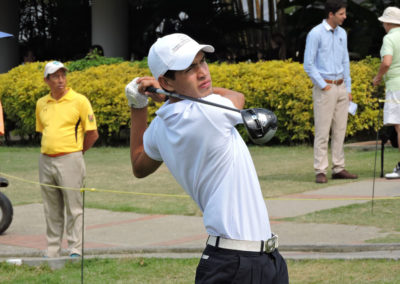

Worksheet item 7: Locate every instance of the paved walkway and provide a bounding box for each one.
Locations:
[0,178,399,269]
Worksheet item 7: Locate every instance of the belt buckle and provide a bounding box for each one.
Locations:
[265,234,278,253]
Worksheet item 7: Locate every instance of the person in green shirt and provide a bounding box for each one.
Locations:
[373,7,400,179]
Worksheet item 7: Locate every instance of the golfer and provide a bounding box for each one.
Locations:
[303,0,358,183]
[373,7,400,179]
[125,33,288,283]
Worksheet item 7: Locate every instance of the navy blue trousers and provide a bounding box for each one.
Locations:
[195,245,289,284]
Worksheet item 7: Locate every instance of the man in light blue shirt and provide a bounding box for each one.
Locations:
[304,0,357,183]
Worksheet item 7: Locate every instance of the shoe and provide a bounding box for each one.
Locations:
[70,253,80,258]
[332,169,358,179]
[316,173,328,183]
[385,163,400,179]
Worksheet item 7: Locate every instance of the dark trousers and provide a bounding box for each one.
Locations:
[195,245,289,284]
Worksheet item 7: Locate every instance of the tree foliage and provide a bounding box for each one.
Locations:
[19,0,91,62]
[279,0,400,61]
[16,0,400,63]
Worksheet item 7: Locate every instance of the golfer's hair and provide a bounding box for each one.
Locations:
[325,0,346,18]
[163,70,176,80]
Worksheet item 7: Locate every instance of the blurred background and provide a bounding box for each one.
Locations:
[1,0,400,73]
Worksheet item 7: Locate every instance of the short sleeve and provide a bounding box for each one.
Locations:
[203,95,243,126]
[35,100,43,132]
[79,96,97,132]
[381,35,394,57]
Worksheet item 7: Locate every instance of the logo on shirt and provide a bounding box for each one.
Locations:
[88,114,94,122]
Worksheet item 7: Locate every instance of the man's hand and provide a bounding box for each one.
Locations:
[372,75,382,87]
[322,85,332,91]
[125,77,148,108]
[137,77,166,103]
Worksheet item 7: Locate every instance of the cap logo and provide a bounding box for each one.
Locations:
[172,38,191,52]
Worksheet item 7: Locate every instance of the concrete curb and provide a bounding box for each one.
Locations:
[2,243,400,258]
[3,249,400,270]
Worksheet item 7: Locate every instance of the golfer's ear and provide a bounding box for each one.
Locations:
[159,76,174,92]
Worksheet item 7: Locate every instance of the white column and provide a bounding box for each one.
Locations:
[91,0,129,59]
[0,0,19,73]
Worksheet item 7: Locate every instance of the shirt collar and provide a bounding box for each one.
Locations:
[322,19,335,32]
[46,88,74,102]
[388,27,400,34]
[156,99,192,120]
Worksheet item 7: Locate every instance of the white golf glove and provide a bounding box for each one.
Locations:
[125,77,148,108]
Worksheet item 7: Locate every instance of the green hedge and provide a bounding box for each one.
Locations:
[0,58,383,144]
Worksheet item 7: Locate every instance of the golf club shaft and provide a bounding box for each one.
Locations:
[146,87,240,113]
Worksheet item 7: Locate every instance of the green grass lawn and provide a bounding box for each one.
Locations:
[283,198,400,243]
[1,145,399,282]
[1,145,399,243]
[0,145,399,216]
[0,258,399,284]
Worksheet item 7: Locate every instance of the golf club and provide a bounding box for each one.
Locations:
[146,87,278,144]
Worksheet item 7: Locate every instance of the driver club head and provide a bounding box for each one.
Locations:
[241,108,278,145]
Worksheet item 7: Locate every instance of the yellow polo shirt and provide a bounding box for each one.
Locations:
[36,88,97,155]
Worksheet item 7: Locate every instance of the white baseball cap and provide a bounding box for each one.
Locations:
[148,33,214,79]
[44,61,68,78]
[378,7,400,25]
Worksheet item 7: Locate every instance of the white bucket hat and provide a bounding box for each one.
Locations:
[148,33,214,79]
[44,61,68,78]
[378,7,400,25]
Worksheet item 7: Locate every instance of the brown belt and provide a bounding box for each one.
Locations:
[44,152,72,157]
[324,79,343,85]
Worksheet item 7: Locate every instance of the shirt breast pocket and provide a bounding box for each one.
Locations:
[319,38,333,55]
[336,37,345,54]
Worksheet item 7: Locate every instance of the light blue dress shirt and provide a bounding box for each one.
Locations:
[304,20,351,93]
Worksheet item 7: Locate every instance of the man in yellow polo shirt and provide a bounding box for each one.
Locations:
[36,61,98,258]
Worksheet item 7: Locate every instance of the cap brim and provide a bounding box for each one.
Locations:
[0,31,13,38]
[378,16,400,24]
[169,44,215,72]
[44,66,68,78]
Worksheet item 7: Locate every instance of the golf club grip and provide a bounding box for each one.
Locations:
[145,86,160,94]
[145,87,240,113]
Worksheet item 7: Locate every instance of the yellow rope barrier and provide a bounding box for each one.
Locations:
[1,171,399,201]
[0,171,189,199]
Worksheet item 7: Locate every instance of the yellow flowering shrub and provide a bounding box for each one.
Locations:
[348,57,384,135]
[68,62,153,141]
[211,59,382,143]
[0,58,381,144]
[0,62,48,137]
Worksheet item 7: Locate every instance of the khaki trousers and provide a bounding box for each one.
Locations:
[313,83,349,175]
[39,152,85,257]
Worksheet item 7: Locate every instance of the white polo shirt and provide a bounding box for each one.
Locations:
[144,94,271,241]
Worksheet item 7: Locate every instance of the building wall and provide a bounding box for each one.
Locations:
[0,0,130,73]
[91,0,129,59]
